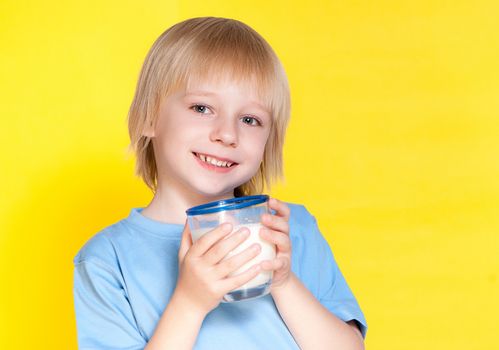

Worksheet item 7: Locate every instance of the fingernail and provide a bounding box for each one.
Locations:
[238,228,250,237]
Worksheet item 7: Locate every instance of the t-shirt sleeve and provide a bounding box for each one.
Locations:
[291,205,368,338]
[73,257,147,349]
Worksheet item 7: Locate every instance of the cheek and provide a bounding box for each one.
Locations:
[157,117,199,144]
[243,132,269,160]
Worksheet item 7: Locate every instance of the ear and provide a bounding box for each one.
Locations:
[142,122,156,138]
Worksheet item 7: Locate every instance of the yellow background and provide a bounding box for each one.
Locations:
[1,1,498,349]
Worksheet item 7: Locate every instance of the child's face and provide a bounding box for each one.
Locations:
[151,78,272,201]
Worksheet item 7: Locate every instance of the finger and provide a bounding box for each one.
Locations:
[260,257,289,272]
[268,198,290,220]
[189,223,233,257]
[215,242,262,278]
[261,213,289,234]
[178,221,192,261]
[204,227,250,265]
[221,264,262,292]
[260,228,291,252]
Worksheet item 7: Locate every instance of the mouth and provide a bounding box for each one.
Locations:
[192,152,238,169]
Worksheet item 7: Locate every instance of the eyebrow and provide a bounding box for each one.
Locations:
[184,90,269,113]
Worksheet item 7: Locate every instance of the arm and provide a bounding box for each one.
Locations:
[146,223,262,349]
[260,199,365,350]
[144,291,205,350]
[271,273,364,350]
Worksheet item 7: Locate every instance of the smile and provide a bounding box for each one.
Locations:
[193,152,238,169]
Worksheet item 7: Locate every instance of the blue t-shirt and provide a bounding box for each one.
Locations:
[73,204,367,349]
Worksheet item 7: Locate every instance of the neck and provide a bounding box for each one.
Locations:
[141,179,234,225]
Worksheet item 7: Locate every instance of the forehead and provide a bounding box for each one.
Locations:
[186,76,256,96]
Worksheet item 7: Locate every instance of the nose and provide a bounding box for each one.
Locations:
[209,117,238,147]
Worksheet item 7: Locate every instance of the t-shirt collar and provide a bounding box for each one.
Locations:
[125,208,184,238]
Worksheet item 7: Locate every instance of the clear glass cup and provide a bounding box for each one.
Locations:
[186,195,275,302]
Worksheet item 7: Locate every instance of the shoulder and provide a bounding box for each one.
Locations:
[281,201,324,244]
[282,201,331,251]
[284,202,318,229]
[73,218,130,267]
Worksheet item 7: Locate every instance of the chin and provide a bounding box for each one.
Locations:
[193,186,236,201]
[186,174,254,201]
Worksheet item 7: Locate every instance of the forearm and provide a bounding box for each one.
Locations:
[145,291,206,350]
[271,273,364,350]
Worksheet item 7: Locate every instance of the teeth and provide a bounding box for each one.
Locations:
[197,153,233,168]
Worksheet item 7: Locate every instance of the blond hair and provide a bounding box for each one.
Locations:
[127,17,290,196]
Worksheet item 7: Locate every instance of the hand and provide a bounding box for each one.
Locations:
[259,198,292,290]
[174,222,262,316]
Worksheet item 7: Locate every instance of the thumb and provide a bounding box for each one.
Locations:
[178,220,192,262]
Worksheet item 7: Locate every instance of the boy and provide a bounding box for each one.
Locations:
[74,17,367,349]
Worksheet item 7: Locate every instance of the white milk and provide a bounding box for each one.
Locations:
[191,223,276,290]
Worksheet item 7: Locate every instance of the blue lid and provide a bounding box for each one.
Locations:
[186,195,269,216]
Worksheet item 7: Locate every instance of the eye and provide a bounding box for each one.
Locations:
[191,104,211,114]
[241,116,261,126]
